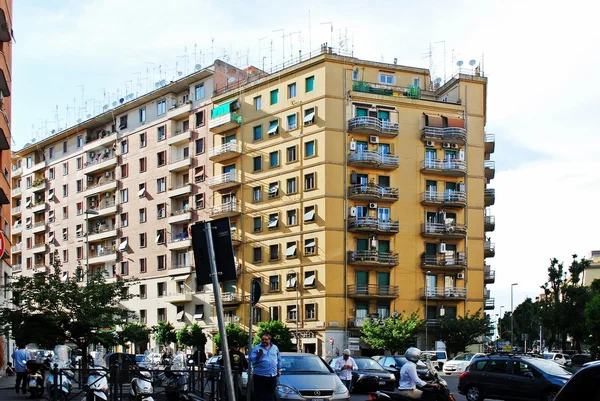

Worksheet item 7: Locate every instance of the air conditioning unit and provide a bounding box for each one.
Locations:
[367,108,378,117]
[349,207,357,217]
[369,135,379,144]
[369,203,378,209]
[26,224,32,229]
[425,141,435,147]
[438,243,447,253]
[457,273,465,279]
[104,148,110,154]
[349,140,357,151]
[451,144,459,149]
[442,143,451,149]
[87,176,93,182]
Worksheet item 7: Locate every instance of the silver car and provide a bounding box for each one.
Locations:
[275,353,350,401]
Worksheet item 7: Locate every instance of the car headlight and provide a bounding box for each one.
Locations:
[388,373,395,380]
[358,374,367,381]
[276,384,299,397]
[335,384,350,395]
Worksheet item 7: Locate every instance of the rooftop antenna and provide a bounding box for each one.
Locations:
[77,85,84,120]
[210,38,214,64]
[434,41,446,82]
[144,62,155,91]
[308,10,312,54]
[320,22,333,51]
[273,28,284,67]
[259,36,269,71]
[133,72,141,97]
[270,39,274,71]
[285,31,300,61]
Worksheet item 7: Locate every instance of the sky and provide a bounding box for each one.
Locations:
[11,0,600,324]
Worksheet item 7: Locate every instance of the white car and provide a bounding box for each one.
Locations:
[442,352,485,375]
[543,352,572,367]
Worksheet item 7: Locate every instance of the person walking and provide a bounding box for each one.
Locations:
[12,343,31,394]
[249,333,281,401]
[334,349,358,392]
[229,341,248,372]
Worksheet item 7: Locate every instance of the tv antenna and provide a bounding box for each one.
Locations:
[273,28,284,67]
[320,22,333,51]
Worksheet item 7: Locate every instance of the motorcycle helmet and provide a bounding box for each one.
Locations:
[405,347,422,363]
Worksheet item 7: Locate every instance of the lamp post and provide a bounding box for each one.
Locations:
[425,271,431,349]
[511,283,518,347]
[84,209,99,284]
[498,305,505,350]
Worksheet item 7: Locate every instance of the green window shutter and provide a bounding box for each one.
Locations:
[253,126,262,141]
[224,135,236,143]
[378,240,390,253]
[356,108,368,117]
[377,110,390,120]
[425,243,437,255]
[377,272,390,286]
[270,90,278,105]
[356,271,368,285]
[356,239,368,251]
[211,100,236,119]
[306,76,315,92]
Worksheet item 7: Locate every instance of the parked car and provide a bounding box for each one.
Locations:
[458,354,571,401]
[544,352,572,367]
[422,350,448,370]
[327,356,396,393]
[554,360,600,401]
[276,353,350,401]
[203,355,249,397]
[442,352,486,375]
[570,353,592,366]
[376,355,432,382]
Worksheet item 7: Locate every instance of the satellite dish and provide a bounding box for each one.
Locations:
[160,79,166,86]
[155,82,161,88]
[77,119,82,123]
[457,60,464,67]
[127,93,134,100]
[119,98,125,104]
[435,77,442,84]
[227,77,236,84]
[87,114,92,118]
[112,101,117,107]
[194,64,202,71]
[31,138,36,143]
[103,104,109,110]
[51,130,56,134]
[177,71,183,76]
[469,59,476,66]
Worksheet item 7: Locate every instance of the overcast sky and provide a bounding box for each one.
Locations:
[12,0,600,323]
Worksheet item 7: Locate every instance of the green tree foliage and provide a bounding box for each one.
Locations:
[434,310,491,356]
[253,320,294,351]
[213,323,248,351]
[154,321,177,348]
[120,322,151,354]
[177,323,207,352]
[360,312,422,354]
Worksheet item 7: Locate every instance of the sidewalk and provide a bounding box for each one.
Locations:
[0,373,16,389]
[0,373,28,401]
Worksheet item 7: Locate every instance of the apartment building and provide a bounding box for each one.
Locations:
[0,0,12,371]
[583,250,600,286]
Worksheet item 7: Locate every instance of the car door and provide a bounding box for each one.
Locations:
[380,357,399,378]
[507,360,543,400]
[481,359,511,398]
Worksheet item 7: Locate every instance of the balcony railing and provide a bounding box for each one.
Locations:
[484,266,496,283]
[420,159,467,175]
[348,318,367,328]
[12,264,22,273]
[88,248,118,258]
[11,187,21,196]
[484,241,496,256]
[209,200,241,217]
[347,284,399,297]
[421,287,467,299]
[485,133,495,154]
[421,222,467,237]
[348,250,399,266]
[347,116,399,136]
[421,126,467,144]
[85,154,116,167]
[484,298,495,310]
[484,188,495,206]
[209,292,241,304]
[12,167,22,177]
[85,179,117,191]
[206,170,240,189]
[347,184,399,201]
[351,80,422,102]
[208,141,241,160]
[170,234,190,243]
[421,253,467,268]
[11,206,21,214]
[11,243,22,253]
[420,190,467,206]
[97,200,117,210]
[348,217,399,233]
[485,215,495,231]
[348,150,399,169]
[208,112,242,133]
[33,221,46,229]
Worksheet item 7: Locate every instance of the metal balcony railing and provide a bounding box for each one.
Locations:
[208,141,240,158]
[88,249,117,258]
[421,222,467,236]
[422,287,467,298]
[347,116,399,135]
[347,284,399,297]
[347,184,399,200]
[348,150,399,167]
[348,250,399,266]
[348,217,399,233]
[207,170,239,187]
[484,241,496,253]
[421,159,467,172]
[421,253,467,267]
[420,190,467,204]
[85,154,116,167]
[421,126,467,142]
[209,200,241,216]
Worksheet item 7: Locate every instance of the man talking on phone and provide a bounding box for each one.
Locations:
[250,333,282,401]
[334,349,358,392]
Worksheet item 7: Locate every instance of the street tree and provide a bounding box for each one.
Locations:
[585,292,600,358]
[177,323,207,353]
[154,321,177,350]
[214,323,248,351]
[434,310,491,356]
[361,312,422,354]
[253,320,294,351]
[120,322,151,354]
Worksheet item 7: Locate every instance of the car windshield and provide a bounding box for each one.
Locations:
[356,358,384,370]
[453,353,475,361]
[529,359,572,376]
[281,355,331,374]
[543,354,554,360]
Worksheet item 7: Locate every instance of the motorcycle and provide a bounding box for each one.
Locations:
[129,368,155,401]
[25,359,46,399]
[86,352,109,401]
[367,359,455,401]
[163,352,202,401]
[45,344,75,401]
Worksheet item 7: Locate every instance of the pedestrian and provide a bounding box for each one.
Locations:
[249,333,281,401]
[6,361,15,376]
[12,342,31,394]
[333,349,358,392]
[229,341,248,372]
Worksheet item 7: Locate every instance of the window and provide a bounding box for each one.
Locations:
[157,282,166,297]
[139,258,147,273]
[62,207,68,219]
[76,179,83,192]
[139,309,147,323]
[157,203,166,219]
[268,213,279,229]
[76,135,84,148]
[269,244,279,260]
[254,96,262,110]
[287,178,297,194]
[157,126,166,141]
[304,173,315,190]
[253,247,262,262]
[26,177,31,188]
[120,213,128,227]
[270,89,278,105]
[305,304,316,320]
[253,216,262,232]
[195,166,205,183]
[195,193,205,209]
[304,107,315,125]
[287,305,297,321]
[304,238,316,255]
[195,138,205,154]
[253,307,262,323]
[120,189,128,203]
[352,69,359,81]
[194,304,204,319]
[139,233,147,248]
[485,360,508,374]
[288,83,297,98]
[121,139,128,154]
[304,206,316,222]
[76,247,83,259]
[120,163,128,178]
[286,146,297,163]
[253,186,262,202]
[62,141,67,154]
[195,84,205,101]
[77,157,83,170]
[119,115,128,130]
[268,182,279,199]
[157,177,166,193]
[253,125,262,141]
[156,229,166,244]
[120,261,129,275]
[305,140,315,157]
[139,107,146,123]
[286,242,297,259]
[157,151,166,166]
[267,120,279,136]
[270,306,280,321]
[62,249,68,263]
[139,157,147,172]
[305,76,315,92]
[195,111,205,127]
[286,210,297,226]
[62,163,68,175]
[48,168,55,180]
[157,255,166,270]
[157,100,166,116]
[253,156,262,172]
[287,114,297,130]
[304,271,316,287]
[379,73,394,84]
[140,284,147,299]
[269,275,280,292]
[139,208,146,223]
[269,151,279,168]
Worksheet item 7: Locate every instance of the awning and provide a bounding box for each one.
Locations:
[268,215,279,228]
[268,183,279,195]
[304,208,315,221]
[286,244,297,257]
[61,271,68,283]
[424,114,444,128]
[176,310,185,321]
[156,234,162,243]
[0,68,10,97]
[268,120,279,135]
[48,190,55,201]
[0,128,9,151]
[195,166,205,176]
[286,276,297,288]
[25,198,32,207]
[48,232,55,242]
[138,187,146,197]
[194,313,204,320]
[304,111,315,125]
[445,117,465,128]
[305,239,316,248]
[304,274,316,287]
[76,226,82,233]
[211,99,237,119]
[25,217,31,224]
[118,240,128,250]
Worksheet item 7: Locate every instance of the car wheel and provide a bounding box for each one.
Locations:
[541,388,559,401]
[465,385,483,401]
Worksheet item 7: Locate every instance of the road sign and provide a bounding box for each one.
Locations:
[329,337,334,345]
[191,218,237,286]
[348,337,360,344]
[348,345,360,351]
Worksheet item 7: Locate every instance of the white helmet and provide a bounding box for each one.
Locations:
[405,347,422,363]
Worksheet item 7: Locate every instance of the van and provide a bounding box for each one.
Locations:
[422,350,448,370]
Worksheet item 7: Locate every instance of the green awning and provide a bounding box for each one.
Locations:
[211,99,237,119]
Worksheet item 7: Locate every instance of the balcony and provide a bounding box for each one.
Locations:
[11,243,21,254]
[31,242,47,253]
[12,224,21,234]
[348,250,398,267]
[348,150,399,170]
[347,284,399,299]
[208,141,241,162]
[231,231,242,247]
[420,159,466,177]
[168,156,192,172]
[420,191,467,208]
[32,180,47,192]
[484,160,495,180]
[209,112,242,134]
[420,222,467,239]
[168,209,192,224]
[168,130,192,146]
[484,298,495,310]
[209,292,242,305]
[347,116,399,137]
[207,170,241,191]
[12,264,22,273]
[32,221,47,234]
[484,266,495,284]
[88,249,118,264]
[87,227,118,242]
[421,127,467,145]
[30,161,46,173]
[90,200,118,218]
[84,154,117,174]
[484,241,496,258]
[164,290,194,304]
[168,183,192,198]
[85,131,117,151]
[421,253,467,269]
[31,202,46,213]
[168,263,193,276]
[12,167,22,177]
[168,235,191,251]
[347,217,399,234]
[347,184,399,202]
[484,215,495,231]
[11,206,21,216]
[209,200,242,218]
[33,265,49,275]
[85,179,117,197]
[421,287,467,300]
[11,187,21,197]
[348,318,367,328]
[485,133,495,154]
[484,188,495,206]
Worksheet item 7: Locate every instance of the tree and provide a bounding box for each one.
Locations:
[177,323,207,353]
[360,312,422,354]
[434,310,491,356]
[120,323,151,354]
[214,323,248,351]
[253,321,294,351]
[154,321,177,349]
[585,293,600,359]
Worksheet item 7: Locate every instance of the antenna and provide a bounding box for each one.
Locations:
[273,28,284,67]
[320,22,333,51]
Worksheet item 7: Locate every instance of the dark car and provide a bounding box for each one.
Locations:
[570,353,592,366]
[554,361,600,401]
[328,356,396,393]
[376,355,432,382]
[458,354,571,401]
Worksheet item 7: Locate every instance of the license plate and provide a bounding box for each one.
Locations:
[379,381,386,385]
[29,379,37,387]
[311,399,322,401]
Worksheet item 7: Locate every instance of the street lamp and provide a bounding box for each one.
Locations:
[84,209,99,284]
[498,305,505,350]
[425,271,431,349]
[511,283,518,347]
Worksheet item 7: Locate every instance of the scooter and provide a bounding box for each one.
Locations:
[163,353,203,401]
[45,345,74,401]
[86,352,109,401]
[25,359,45,399]
[367,359,455,401]
[129,368,155,401]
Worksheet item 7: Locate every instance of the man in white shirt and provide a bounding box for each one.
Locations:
[398,347,438,399]
[334,349,358,392]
